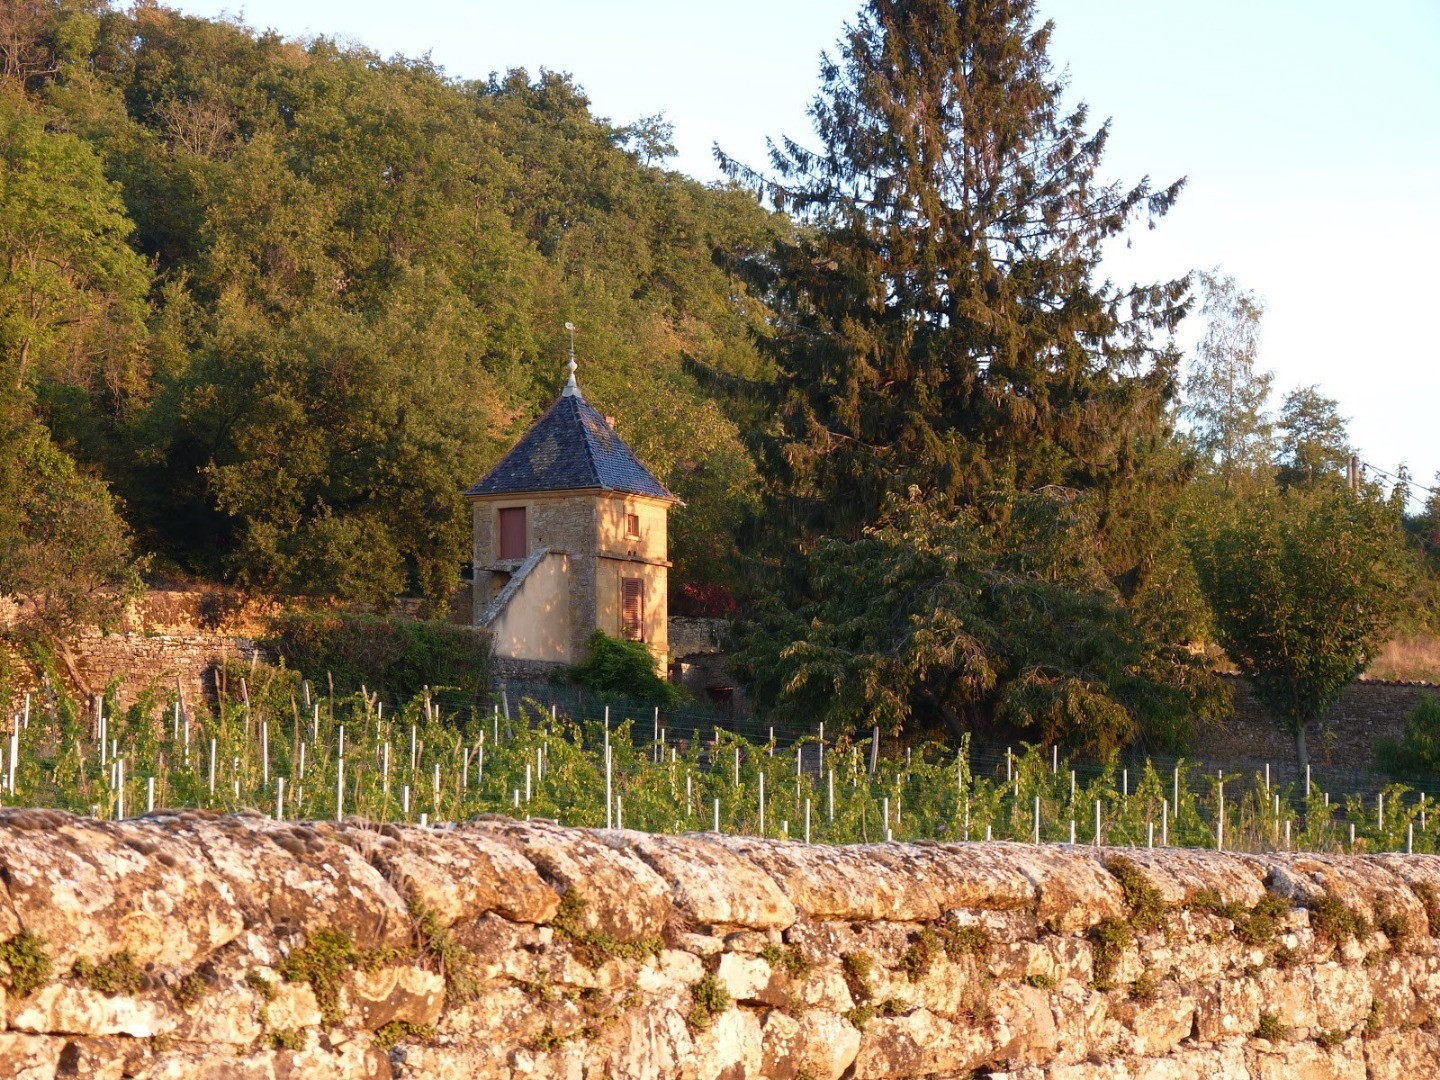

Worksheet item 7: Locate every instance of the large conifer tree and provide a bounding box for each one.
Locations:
[724,0,1188,544]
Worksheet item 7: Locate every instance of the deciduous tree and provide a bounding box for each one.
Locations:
[1189,487,1413,766]
[1181,271,1273,489]
[1275,386,1350,491]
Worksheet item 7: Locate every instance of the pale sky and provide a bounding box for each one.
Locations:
[166,0,1440,505]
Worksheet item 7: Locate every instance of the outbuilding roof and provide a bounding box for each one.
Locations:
[464,388,677,502]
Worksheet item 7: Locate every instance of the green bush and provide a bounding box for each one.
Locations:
[570,631,684,706]
[264,613,489,700]
[1376,694,1440,778]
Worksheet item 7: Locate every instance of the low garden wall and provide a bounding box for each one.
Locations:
[2,813,1440,1077]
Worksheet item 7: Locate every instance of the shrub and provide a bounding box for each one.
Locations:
[570,631,684,706]
[265,612,490,699]
[1376,695,1440,778]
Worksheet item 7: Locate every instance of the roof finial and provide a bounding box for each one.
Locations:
[562,321,581,397]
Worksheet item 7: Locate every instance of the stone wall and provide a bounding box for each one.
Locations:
[63,629,266,711]
[1191,676,1438,774]
[3,814,1440,1077]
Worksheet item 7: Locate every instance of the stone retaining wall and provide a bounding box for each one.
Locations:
[2,814,1440,1077]
[1191,676,1437,774]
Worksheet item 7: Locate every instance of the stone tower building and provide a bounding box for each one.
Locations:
[465,357,678,672]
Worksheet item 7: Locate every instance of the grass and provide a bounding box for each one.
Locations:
[1365,635,1440,683]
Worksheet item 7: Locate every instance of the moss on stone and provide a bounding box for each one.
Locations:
[280,928,360,1025]
[1254,1012,1287,1041]
[551,889,662,968]
[72,951,144,996]
[375,1020,436,1050]
[1107,856,1168,932]
[173,972,209,1009]
[1088,918,1132,990]
[0,930,52,998]
[686,972,730,1031]
[1310,894,1369,946]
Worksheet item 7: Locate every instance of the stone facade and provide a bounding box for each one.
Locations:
[4,812,1440,1077]
[470,490,671,669]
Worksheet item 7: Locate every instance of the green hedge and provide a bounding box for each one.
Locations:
[264,613,490,701]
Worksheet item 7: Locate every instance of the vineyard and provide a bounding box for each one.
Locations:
[0,661,1436,857]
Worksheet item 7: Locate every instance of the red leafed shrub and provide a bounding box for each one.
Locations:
[675,583,737,618]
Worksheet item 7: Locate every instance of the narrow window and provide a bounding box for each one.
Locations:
[498,507,527,560]
[626,512,641,539]
[621,578,644,641]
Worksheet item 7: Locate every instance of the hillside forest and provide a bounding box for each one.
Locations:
[2,0,1437,761]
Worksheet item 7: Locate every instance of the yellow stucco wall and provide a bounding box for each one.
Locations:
[486,552,572,664]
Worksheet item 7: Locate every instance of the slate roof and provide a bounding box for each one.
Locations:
[465,391,677,501]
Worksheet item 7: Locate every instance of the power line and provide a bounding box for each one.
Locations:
[1361,461,1439,500]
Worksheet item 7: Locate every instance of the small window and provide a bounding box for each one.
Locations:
[626,512,641,539]
[621,578,644,641]
[498,507,527,560]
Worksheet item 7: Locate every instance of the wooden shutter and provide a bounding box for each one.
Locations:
[626,512,640,539]
[498,507,527,560]
[622,578,644,641]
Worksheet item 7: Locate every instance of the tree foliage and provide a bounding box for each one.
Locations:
[721,0,1187,551]
[0,3,777,610]
[1275,386,1350,491]
[1180,270,1273,490]
[735,490,1224,755]
[0,401,137,643]
[1188,487,1413,765]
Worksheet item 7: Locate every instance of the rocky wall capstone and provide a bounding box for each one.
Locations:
[1,814,1439,1077]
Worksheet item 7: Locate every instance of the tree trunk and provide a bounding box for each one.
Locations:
[1294,724,1308,770]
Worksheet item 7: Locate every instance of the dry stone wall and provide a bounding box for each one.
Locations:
[2,816,1440,1078]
